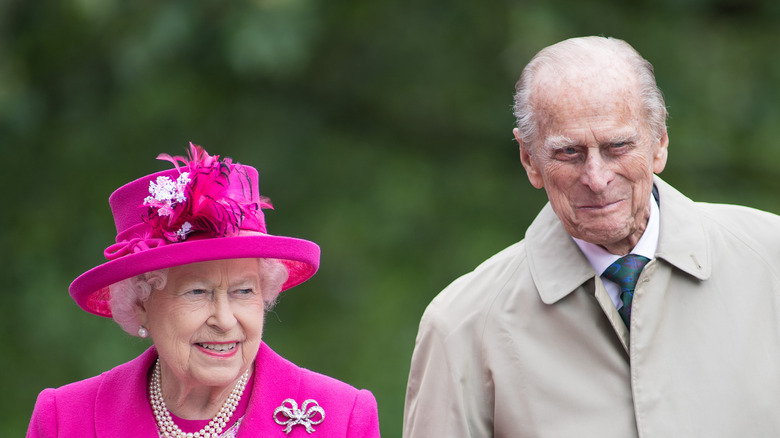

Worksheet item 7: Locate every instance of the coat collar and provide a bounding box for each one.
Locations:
[92,342,304,436]
[94,346,159,436]
[652,176,711,281]
[526,175,711,305]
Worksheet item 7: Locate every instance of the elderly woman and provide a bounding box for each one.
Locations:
[28,144,380,437]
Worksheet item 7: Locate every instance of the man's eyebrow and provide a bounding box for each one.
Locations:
[543,130,639,149]
[545,135,576,149]
[604,130,639,144]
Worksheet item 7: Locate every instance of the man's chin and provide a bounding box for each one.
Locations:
[573,226,632,248]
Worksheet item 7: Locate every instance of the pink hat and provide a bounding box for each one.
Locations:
[70,143,320,317]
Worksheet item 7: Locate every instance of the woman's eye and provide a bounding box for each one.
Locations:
[235,288,254,295]
[189,289,208,295]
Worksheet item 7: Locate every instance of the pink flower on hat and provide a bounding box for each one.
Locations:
[144,173,191,218]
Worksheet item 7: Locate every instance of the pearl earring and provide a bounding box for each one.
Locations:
[138,326,149,338]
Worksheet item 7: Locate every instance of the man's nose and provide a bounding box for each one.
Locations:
[580,149,613,192]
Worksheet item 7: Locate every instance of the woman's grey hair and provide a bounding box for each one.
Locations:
[512,36,668,150]
[109,258,289,336]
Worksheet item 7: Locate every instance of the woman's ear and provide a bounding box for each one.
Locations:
[134,299,149,329]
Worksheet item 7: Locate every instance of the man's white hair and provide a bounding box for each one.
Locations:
[513,36,668,150]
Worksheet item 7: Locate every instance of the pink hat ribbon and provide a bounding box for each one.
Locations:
[104,237,167,260]
[103,143,271,261]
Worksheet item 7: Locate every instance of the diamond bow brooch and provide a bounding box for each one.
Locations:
[273,398,325,434]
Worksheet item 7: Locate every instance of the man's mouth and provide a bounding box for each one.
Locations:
[580,200,621,210]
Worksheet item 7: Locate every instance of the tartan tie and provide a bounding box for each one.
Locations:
[602,254,650,328]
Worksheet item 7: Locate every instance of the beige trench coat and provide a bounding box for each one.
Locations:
[403,177,780,437]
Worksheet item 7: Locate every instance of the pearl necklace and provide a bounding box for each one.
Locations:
[149,359,251,438]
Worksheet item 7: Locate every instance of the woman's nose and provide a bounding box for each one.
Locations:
[207,293,238,331]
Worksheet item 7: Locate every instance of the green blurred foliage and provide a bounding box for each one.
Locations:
[3,0,780,435]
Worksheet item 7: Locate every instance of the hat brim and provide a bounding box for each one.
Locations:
[70,234,320,317]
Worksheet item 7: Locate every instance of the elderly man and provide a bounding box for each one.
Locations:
[403,36,780,437]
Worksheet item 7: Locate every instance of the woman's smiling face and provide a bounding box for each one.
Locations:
[136,258,266,391]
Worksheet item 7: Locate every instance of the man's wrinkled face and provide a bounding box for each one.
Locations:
[517,76,668,254]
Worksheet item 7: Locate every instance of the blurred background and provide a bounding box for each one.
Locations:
[3,0,780,435]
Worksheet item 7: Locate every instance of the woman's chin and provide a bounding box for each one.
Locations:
[182,346,249,385]
[190,365,244,389]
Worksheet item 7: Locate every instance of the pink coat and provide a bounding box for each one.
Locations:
[28,343,380,437]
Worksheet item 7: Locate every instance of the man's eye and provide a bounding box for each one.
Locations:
[554,147,579,160]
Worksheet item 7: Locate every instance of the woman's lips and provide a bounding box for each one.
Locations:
[195,342,239,357]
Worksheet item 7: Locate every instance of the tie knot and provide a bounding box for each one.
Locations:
[602,254,651,290]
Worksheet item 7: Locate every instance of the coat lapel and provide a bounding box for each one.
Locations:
[238,342,304,436]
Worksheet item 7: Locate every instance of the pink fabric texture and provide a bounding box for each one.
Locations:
[27,342,381,437]
[69,145,320,317]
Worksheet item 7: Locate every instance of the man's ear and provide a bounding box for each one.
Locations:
[515,128,544,189]
[652,129,669,174]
